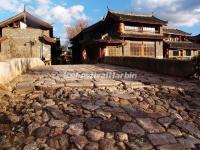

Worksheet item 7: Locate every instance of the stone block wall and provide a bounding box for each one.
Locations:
[104,56,195,77]
[0,28,51,60]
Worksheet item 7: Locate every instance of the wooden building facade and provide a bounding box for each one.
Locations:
[163,28,200,59]
[0,10,60,63]
[71,11,167,64]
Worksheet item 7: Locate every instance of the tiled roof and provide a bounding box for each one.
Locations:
[109,11,167,25]
[0,11,52,29]
[163,28,191,36]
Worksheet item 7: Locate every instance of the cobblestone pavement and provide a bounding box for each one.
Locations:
[0,64,200,150]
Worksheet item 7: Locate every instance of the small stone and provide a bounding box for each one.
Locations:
[115,132,128,142]
[147,133,177,146]
[120,99,131,105]
[85,142,99,150]
[71,136,88,149]
[167,125,183,137]
[101,120,121,132]
[42,112,50,122]
[49,128,64,137]
[7,114,21,123]
[86,129,105,141]
[27,122,40,135]
[116,142,126,150]
[69,93,80,100]
[116,113,132,122]
[47,134,69,149]
[48,119,67,128]
[32,102,42,111]
[66,123,84,136]
[105,132,114,139]
[99,139,115,150]
[137,118,165,133]
[45,99,55,106]
[96,110,111,119]
[45,107,68,122]
[158,117,174,128]
[33,126,50,138]
[23,142,38,150]
[82,103,100,111]
[158,143,184,150]
[122,123,145,136]
[85,118,103,130]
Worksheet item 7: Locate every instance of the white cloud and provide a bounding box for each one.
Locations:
[37,0,50,5]
[133,0,200,27]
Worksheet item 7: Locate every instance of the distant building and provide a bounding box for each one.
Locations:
[71,10,167,64]
[0,10,60,64]
[163,27,200,59]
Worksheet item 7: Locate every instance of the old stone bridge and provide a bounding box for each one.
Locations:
[0,64,200,150]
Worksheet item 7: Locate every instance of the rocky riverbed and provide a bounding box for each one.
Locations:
[0,65,200,150]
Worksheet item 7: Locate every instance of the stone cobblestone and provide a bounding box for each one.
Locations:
[0,64,199,149]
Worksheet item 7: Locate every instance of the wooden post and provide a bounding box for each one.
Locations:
[118,22,124,33]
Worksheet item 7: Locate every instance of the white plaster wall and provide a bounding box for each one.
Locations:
[0,58,44,84]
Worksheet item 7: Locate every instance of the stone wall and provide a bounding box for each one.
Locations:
[104,56,195,77]
[0,58,44,84]
[0,28,51,60]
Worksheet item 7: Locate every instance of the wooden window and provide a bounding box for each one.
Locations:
[125,26,139,31]
[186,50,191,56]
[143,27,155,33]
[130,42,142,56]
[144,42,155,57]
[173,50,179,56]
[108,46,122,56]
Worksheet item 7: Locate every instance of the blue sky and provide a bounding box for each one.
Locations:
[0,0,200,44]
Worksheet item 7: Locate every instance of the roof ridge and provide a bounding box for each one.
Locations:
[109,10,153,17]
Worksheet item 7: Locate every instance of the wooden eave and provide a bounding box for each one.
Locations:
[42,35,57,44]
[165,41,200,50]
[119,33,164,40]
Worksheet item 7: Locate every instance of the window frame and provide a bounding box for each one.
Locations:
[186,50,191,56]
[173,50,179,56]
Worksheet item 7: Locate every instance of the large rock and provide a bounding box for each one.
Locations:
[122,123,145,136]
[45,107,69,122]
[101,120,121,132]
[70,136,88,149]
[32,126,50,138]
[66,123,84,136]
[84,142,99,150]
[158,143,184,150]
[115,132,128,142]
[27,122,40,135]
[175,120,200,138]
[147,133,177,146]
[48,119,67,128]
[47,134,69,149]
[7,113,21,123]
[137,118,165,133]
[86,129,105,142]
[99,139,116,150]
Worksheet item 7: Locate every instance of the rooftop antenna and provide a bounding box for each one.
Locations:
[24,4,27,24]
[24,4,26,12]
[107,6,110,11]
[152,12,154,16]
